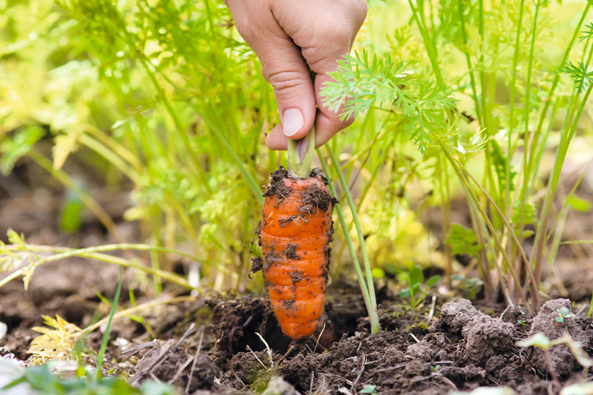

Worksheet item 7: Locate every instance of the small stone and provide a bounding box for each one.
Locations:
[262,376,298,395]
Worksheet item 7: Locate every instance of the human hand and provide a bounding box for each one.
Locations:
[225,0,367,150]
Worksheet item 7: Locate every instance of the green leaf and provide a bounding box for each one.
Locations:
[6,229,24,246]
[399,288,412,298]
[511,200,537,226]
[360,385,377,394]
[579,22,593,42]
[320,51,455,153]
[557,61,593,93]
[409,267,423,287]
[556,316,564,323]
[60,199,83,234]
[141,381,175,395]
[426,275,441,288]
[517,333,551,349]
[0,125,45,175]
[567,196,592,212]
[521,230,535,239]
[445,224,482,256]
[490,140,516,193]
[557,307,570,316]
[371,267,385,279]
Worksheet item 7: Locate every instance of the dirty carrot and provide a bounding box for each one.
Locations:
[254,167,335,340]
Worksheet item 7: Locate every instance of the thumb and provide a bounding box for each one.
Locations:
[260,48,316,141]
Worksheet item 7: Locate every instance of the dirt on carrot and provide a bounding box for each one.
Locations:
[255,167,336,341]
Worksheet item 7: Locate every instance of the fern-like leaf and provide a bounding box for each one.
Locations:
[321,51,455,153]
[558,62,593,93]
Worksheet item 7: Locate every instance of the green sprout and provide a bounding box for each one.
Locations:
[555,307,575,323]
[399,266,441,309]
[518,332,593,386]
[1,364,173,395]
[360,384,378,395]
[518,320,527,334]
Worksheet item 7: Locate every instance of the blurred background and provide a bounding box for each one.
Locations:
[1,0,592,307]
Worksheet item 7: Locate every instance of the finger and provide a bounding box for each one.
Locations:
[227,0,316,141]
[273,0,367,147]
[266,109,353,150]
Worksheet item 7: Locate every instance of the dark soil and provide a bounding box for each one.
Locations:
[106,294,592,395]
[2,242,593,395]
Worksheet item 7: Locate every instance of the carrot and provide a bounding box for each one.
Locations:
[255,167,335,340]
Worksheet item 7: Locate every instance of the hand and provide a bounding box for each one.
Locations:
[225,0,367,150]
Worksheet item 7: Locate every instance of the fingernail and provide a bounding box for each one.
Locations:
[282,108,304,137]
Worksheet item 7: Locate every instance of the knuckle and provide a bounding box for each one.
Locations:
[266,70,310,94]
[321,20,352,42]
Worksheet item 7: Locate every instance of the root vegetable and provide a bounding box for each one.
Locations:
[256,167,335,340]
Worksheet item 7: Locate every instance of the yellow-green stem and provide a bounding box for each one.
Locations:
[326,146,380,333]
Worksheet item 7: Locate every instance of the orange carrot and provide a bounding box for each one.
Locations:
[255,167,335,340]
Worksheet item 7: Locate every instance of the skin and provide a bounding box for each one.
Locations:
[225,0,367,150]
[261,177,333,339]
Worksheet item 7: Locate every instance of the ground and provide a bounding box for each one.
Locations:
[1,170,593,395]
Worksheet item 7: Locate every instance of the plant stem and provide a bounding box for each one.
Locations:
[0,243,213,290]
[407,0,444,85]
[460,163,539,309]
[96,266,123,377]
[439,140,530,308]
[532,82,593,299]
[506,0,525,218]
[322,148,380,334]
[457,0,483,125]
[82,296,197,335]
[317,151,374,327]
[518,0,541,257]
[527,3,591,180]
[288,127,316,179]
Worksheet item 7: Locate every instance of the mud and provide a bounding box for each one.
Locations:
[206,298,591,395]
[261,167,293,202]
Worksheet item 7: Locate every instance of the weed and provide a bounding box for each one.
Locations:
[406,322,430,334]
[555,307,575,324]
[518,332,593,384]
[1,363,173,395]
[399,266,440,309]
[360,384,378,395]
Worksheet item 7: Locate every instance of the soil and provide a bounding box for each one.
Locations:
[1,163,593,395]
[2,264,593,395]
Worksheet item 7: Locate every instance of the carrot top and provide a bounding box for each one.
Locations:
[287,126,316,179]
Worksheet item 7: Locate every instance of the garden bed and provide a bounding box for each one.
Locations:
[2,252,592,395]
